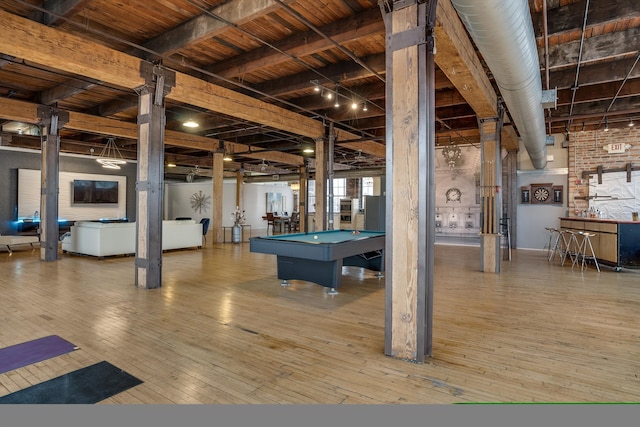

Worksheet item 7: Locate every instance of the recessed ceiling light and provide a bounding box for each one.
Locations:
[183,120,199,128]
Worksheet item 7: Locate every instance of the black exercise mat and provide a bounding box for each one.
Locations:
[0,361,143,404]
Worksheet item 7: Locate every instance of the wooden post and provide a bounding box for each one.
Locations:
[212,151,224,243]
[381,0,437,363]
[135,63,175,289]
[37,107,68,262]
[315,133,328,231]
[299,165,308,232]
[479,118,502,273]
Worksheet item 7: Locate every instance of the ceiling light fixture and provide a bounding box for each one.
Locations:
[628,118,634,127]
[441,141,462,169]
[351,101,358,110]
[604,117,609,132]
[363,103,368,112]
[303,146,314,153]
[183,119,199,128]
[96,137,126,169]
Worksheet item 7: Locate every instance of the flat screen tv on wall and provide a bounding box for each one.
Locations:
[73,180,119,204]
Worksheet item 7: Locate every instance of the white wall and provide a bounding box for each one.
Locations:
[163,179,293,231]
[515,134,570,250]
[164,181,213,224]
[516,169,568,250]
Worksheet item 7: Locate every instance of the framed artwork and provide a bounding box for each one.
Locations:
[266,192,282,213]
[552,185,563,204]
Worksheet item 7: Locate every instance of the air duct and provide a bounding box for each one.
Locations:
[450,0,548,169]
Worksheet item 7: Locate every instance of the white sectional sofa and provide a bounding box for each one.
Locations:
[61,219,202,258]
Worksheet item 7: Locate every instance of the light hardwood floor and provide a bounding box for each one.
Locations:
[1,234,639,404]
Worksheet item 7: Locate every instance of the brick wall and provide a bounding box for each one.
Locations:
[568,127,640,214]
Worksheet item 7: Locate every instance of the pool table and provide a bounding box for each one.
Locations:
[249,230,385,293]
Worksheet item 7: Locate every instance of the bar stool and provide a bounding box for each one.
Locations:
[548,227,568,263]
[573,231,600,272]
[544,227,558,260]
[562,230,581,268]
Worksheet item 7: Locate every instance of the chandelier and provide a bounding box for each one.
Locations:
[96,137,126,169]
[441,142,461,168]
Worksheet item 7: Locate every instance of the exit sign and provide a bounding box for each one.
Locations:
[604,143,631,154]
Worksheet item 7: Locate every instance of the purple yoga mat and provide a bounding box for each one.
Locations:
[0,335,78,374]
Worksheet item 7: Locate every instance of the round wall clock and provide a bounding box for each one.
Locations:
[446,187,462,203]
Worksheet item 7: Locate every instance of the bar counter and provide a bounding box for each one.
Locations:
[560,217,640,270]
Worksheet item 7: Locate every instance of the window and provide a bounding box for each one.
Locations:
[307,178,346,213]
[362,177,374,196]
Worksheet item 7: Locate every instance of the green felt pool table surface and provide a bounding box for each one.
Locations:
[258,229,384,244]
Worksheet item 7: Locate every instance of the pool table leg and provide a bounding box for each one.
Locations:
[328,287,338,295]
[281,280,290,287]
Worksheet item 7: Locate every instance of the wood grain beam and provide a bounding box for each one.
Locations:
[435,0,498,118]
[0,97,305,166]
[549,56,640,89]
[140,0,284,59]
[544,27,640,69]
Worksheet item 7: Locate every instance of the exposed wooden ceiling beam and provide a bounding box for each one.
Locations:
[140,0,285,59]
[532,0,640,39]
[41,0,93,27]
[0,9,386,157]
[0,97,306,166]
[434,0,498,119]
[544,27,640,69]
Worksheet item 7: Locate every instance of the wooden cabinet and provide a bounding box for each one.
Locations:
[559,217,640,269]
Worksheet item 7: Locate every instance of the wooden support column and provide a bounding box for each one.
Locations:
[299,165,308,232]
[503,150,518,249]
[235,169,244,210]
[135,63,175,289]
[381,0,437,363]
[314,133,328,231]
[37,107,68,262]
[479,117,502,272]
[212,151,224,243]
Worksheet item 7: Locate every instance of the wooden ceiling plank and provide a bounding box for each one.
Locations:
[549,56,640,89]
[532,0,640,39]
[42,0,94,27]
[142,0,284,58]
[545,27,640,69]
[207,7,384,79]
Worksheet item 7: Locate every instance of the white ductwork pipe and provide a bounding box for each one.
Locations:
[450,0,548,169]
